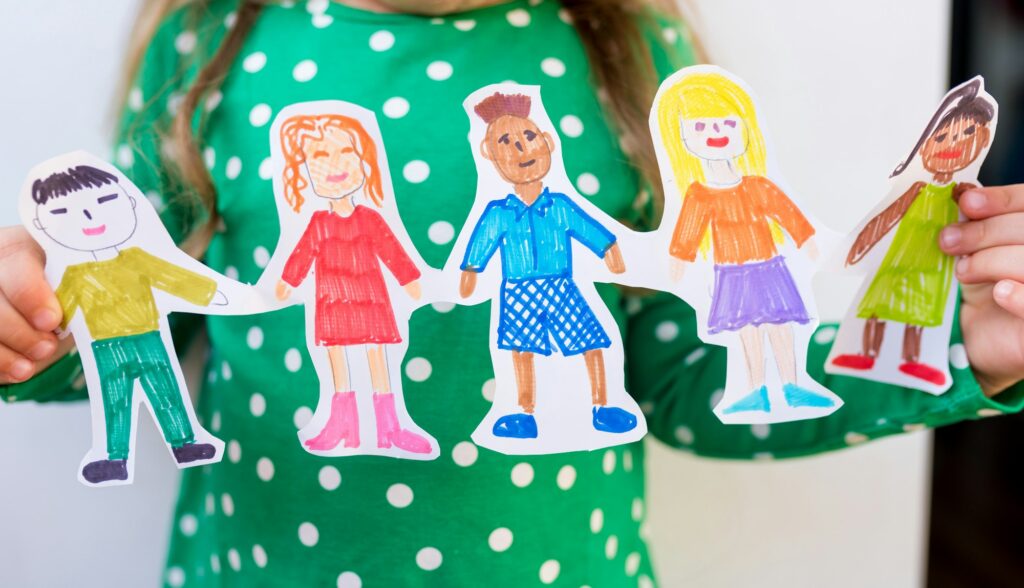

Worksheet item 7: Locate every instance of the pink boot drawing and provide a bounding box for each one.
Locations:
[374,393,431,454]
[305,391,360,451]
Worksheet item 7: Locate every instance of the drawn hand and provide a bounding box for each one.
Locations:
[460,270,478,299]
[803,238,820,262]
[0,226,70,384]
[404,280,422,301]
[940,184,1024,396]
[669,257,689,282]
[603,243,626,274]
[275,280,292,301]
[211,290,228,306]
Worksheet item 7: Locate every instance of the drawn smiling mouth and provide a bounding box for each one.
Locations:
[706,137,730,148]
[326,172,350,183]
[935,148,964,160]
[518,159,537,168]
[82,225,107,236]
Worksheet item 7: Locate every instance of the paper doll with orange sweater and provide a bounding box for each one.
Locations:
[651,65,842,424]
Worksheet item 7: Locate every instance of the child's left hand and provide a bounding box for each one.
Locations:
[940,184,1024,396]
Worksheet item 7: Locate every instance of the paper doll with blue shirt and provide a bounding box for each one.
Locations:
[458,91,639,441]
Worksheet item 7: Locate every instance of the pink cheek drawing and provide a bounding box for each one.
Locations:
[694,122,706,132]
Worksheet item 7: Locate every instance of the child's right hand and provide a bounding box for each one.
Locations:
[0,226,67,384]
[275,279,292,301]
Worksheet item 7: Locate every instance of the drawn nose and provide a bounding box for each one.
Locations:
[83,209,93,220]
[713,123,720,133]
[515,141,524,152]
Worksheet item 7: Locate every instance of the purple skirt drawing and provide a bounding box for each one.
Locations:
[707,256,810,334]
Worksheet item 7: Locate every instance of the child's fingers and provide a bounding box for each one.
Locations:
[992,280,1024,320]
[0,343,35,384]
[0,296,57,361]
[955,245,1024,284]
[0,243,61,331]
[959,184,1024,221]
[940,212,1024,255]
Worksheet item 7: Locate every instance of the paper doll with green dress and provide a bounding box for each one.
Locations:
[827,77,998,393]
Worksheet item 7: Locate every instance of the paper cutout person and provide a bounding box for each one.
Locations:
[262,102,438,459]
[827,76,998,393]
[19,152,259,486]
[452,86,647,453]
[652,66,842,424]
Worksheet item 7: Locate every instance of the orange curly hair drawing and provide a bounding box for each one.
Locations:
[279,114,384,212]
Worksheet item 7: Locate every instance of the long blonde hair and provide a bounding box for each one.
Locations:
[118,0,702,253]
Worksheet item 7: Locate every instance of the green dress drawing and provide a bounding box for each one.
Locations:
[856,182,959,327]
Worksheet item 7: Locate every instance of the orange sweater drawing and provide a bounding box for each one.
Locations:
[670,176,815,265]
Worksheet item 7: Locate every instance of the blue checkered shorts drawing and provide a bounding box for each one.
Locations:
[497,276,611,356]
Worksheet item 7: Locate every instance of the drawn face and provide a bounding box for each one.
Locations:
[920,116,990,176]
[33,183,137,252]
[480,115,555,185]
[680,116,748,162]
[301,127,367,199]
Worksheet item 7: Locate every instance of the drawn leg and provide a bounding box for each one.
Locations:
[82,338,133,484]
[767,324,835,409]
[493,351,539,439]
[586,348,638,433]
[832,316,883,370]
[584,349,606,406]
[370,345,430,454]
[722,326,771,414]
[305,346,360,451]
[898,324,946,386]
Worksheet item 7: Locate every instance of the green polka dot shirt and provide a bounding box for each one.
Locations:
[5,1,1022,586]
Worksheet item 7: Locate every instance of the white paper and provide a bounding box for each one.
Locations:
[649,65,844,424]
[825,76,998,394]
[19,151,267,486]
[257,101,441,460]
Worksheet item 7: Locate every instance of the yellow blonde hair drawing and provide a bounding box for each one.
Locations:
[656,71,781,252]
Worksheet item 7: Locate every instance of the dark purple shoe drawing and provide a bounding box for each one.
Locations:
[172,443,217,464]
[81,459,128,484]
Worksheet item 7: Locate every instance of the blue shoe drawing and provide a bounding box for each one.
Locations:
[722,385,771,414]
[783,383,835,408]
[592,406,638,434]
[493,413,538,439]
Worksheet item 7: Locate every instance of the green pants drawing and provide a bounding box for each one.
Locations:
[92,330,195,460]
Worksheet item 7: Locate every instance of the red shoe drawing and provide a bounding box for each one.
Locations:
[831,354,876,370]
[899,362,946,386]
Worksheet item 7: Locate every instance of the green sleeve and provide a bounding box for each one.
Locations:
[1,6,226,405]
[625,292,1024,460]
[129,248,217,306]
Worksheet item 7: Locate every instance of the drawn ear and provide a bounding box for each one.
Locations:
[33,218,43,230]
[130,195,137,209]
[479,138,492,161]
[543,132,555,154]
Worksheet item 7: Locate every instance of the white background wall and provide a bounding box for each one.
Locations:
[0,1,948,586]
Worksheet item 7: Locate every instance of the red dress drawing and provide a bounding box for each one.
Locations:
[282,206,420,346]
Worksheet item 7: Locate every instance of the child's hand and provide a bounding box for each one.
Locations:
[802,237,820,262]
[669,258,688,282]
[0,226,65,384]
[459,270,478,299]
[404,280,422,301]
[940,184,1024,395]
[275,280,292,301]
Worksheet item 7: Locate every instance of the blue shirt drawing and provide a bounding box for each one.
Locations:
[461,188,616,281]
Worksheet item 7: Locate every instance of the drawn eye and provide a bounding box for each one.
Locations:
[312,150,330,159]
[498,134,511,145]
[340,147,355,154]
[50,208,68,215]
[963,125,976,136]
[524,130,537,141]
[97,194,118,204]
[694,122,705,132]
[935,133,948,143]
[723,120,737,128]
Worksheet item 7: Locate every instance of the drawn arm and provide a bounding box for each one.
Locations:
[846,181,926,266]
[758,177,815,246]
[460,203,506,273]
[560,195,616,257]
[668,184,712,262]
[367,210,420,286]
[129,248,217,306]
[281,217,321,288]
[54,271,80,332]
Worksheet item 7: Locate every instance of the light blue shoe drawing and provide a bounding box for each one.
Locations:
[592,406,638,434]
[783,383,835,408]
[722,385,771,414]
[493,413,538,439]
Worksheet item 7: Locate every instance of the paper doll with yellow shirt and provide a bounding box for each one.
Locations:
[19,152,263,487]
